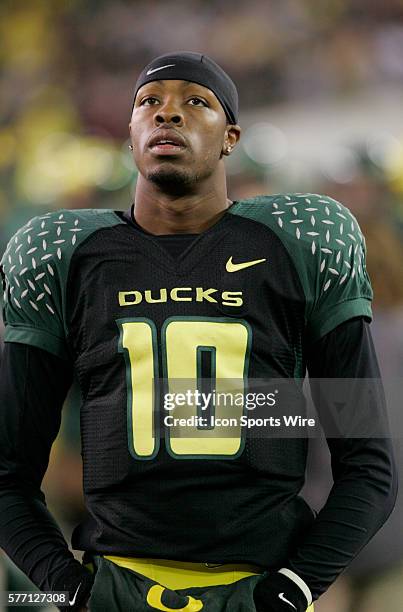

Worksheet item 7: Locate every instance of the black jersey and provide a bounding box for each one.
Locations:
[0,194,373,567]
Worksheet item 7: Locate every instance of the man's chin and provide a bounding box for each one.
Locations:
[147,166,195,194]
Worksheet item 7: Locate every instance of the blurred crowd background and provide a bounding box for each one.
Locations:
[0,1,402,611]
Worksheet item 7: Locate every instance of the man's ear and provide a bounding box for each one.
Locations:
[222,124,241,156]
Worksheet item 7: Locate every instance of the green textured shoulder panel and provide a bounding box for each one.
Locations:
[229,194,373,340]
[1,208,124,357]
[230,193,368,293]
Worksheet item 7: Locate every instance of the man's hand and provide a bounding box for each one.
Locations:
[53,561,94,612]
[254,570,311,612]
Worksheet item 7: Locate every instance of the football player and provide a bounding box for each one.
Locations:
[0,52,397,611]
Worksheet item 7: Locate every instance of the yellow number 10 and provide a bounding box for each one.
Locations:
[117,317,251,460]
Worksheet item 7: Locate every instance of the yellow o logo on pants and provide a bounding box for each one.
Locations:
[146,584,203,611]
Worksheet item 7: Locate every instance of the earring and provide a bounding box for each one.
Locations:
[128,144,133,151]
[226,145,232,154]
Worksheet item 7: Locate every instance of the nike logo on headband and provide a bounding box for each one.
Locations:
[147,64,176,75]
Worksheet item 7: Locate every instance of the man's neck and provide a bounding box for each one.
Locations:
[132,176,231,235]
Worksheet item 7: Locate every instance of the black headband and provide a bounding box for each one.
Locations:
[133,51,238,124]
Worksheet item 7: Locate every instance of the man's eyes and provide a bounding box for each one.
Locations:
[139,96,208,107]
[140,97,159,106]
[187,97,208,106]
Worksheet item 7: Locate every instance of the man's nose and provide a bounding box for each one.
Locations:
[154,102,183,126]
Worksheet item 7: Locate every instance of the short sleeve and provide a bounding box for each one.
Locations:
[306,196,372,342]
[243,193,373,343]
[0,215,67,359]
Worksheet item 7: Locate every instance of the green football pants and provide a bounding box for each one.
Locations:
[88,556,266,612]
[88,556,314,612]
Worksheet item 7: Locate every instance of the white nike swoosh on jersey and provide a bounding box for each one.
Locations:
[69,582,81,606]
[279,592,297,610]
[146,64,176,75]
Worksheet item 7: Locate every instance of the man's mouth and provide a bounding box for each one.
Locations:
[151,141,185,152]
[148,131,187,155]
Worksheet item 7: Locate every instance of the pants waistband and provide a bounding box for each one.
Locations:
[104,556,263,589]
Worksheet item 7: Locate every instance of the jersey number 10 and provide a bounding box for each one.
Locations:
[117,317,252,460]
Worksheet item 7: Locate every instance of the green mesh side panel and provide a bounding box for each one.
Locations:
[229,193,373,341]
[0,208,124,358]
